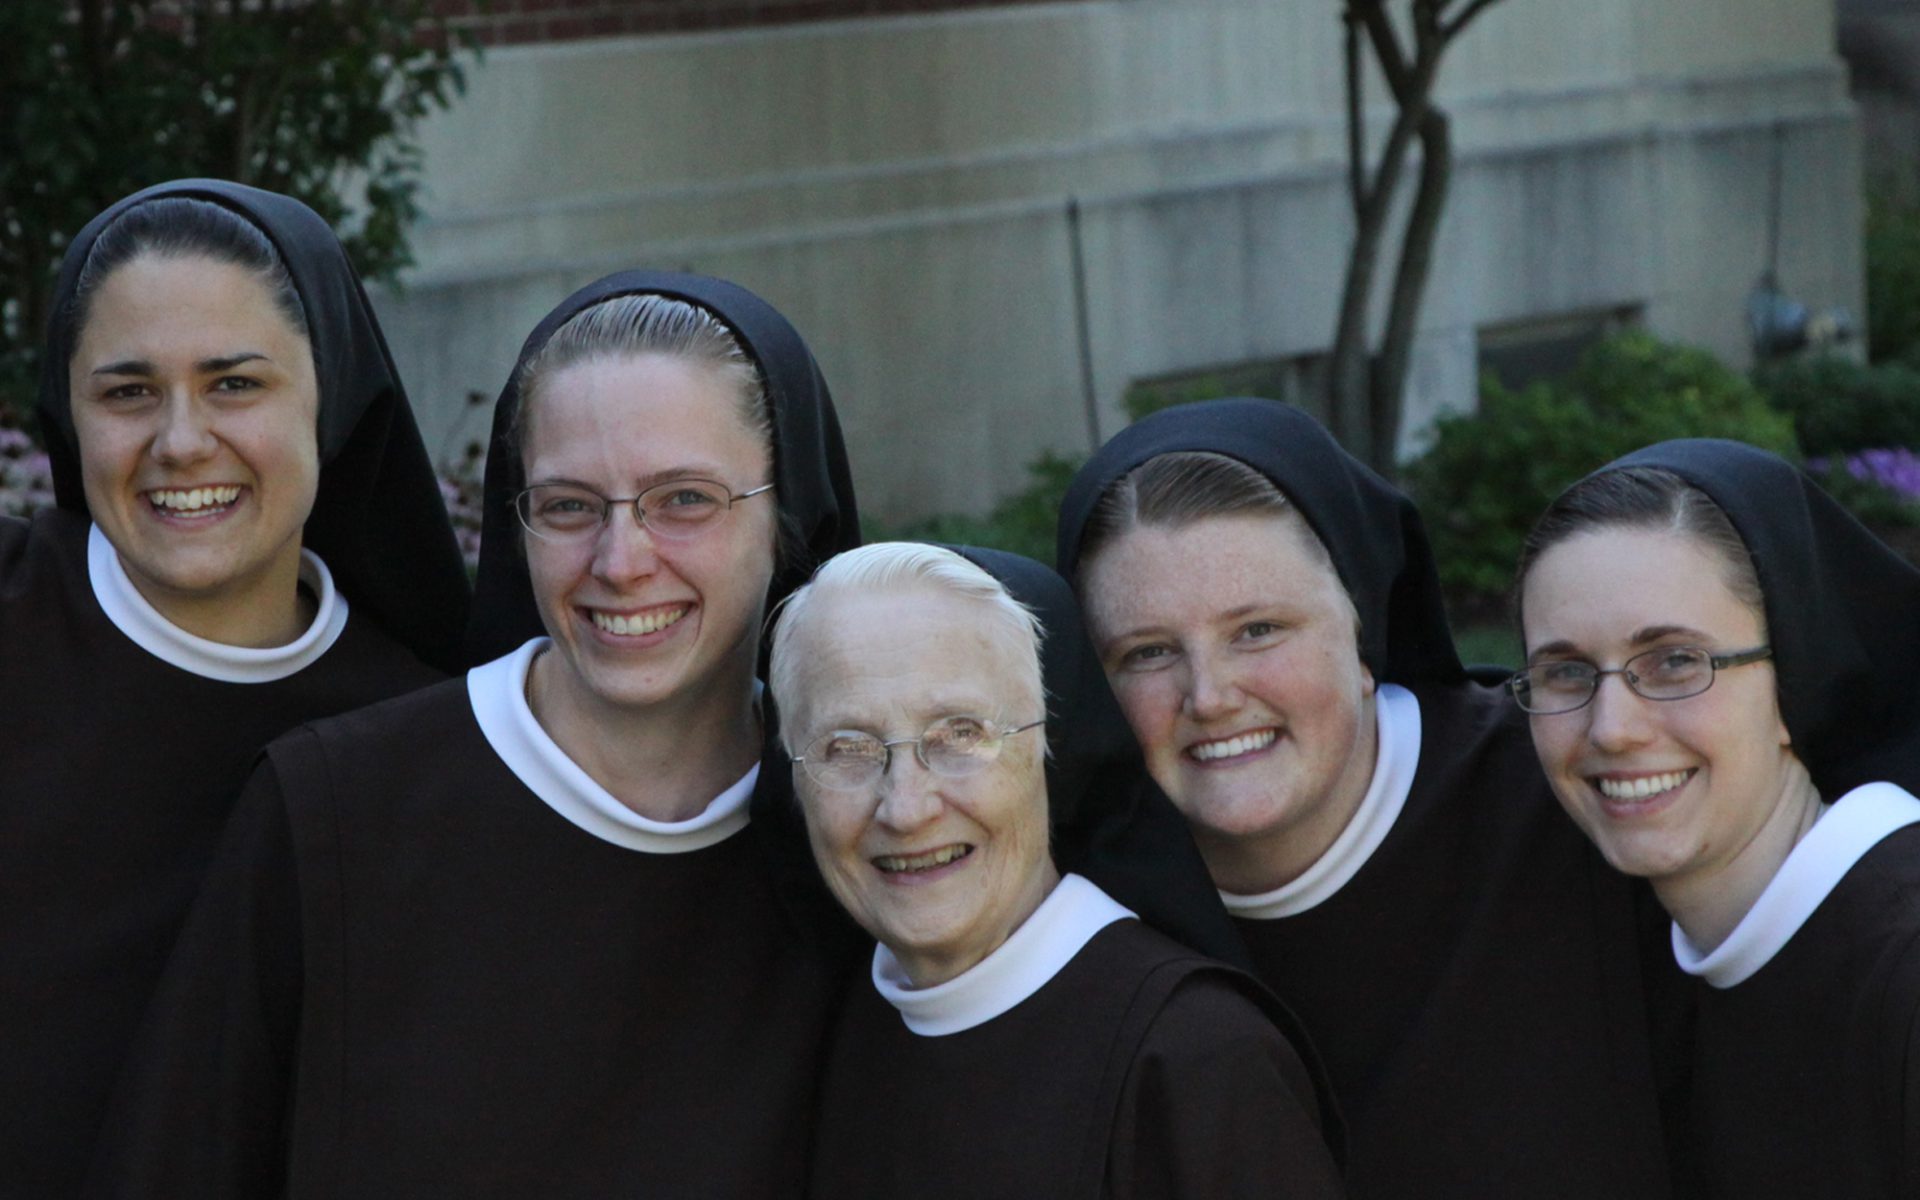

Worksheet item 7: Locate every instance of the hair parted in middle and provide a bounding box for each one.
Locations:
[1513,464,1766,631]
[507,292,773,466]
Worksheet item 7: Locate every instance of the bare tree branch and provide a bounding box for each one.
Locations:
[1372,105,1452,469]
[1442,0,1504,41]
[1328,0,1503,471]
[1353,1,1416,105]
[1345,8,1367,214]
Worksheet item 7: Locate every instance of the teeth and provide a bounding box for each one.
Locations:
[591,606,689,636]
[1190,729,1278,762]
[150,485,241,513]
[874,845,972,873]
[1596,771,1692,800]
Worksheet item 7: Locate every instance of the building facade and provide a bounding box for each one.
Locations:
[380,0,1862,521]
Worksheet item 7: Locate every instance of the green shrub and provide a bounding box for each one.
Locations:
[869,450,1083,568]
[1867,196,1920,366]
[1405,331,1799,612]
[1754,354,1920,456]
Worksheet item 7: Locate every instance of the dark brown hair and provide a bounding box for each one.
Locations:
[1513,465,1766,629]
[69,197,306,340]
[1077,450,1333,575]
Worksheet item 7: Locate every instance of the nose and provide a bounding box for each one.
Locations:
[872,750,941,833]
[1183,650,1244,722]
[589,506,659,585]
[150,393,218,466]
[1584,672,1656,752]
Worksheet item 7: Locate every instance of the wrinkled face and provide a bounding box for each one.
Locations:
[69,253,321,621]
[787,585,1057,986]
[521,352,776,712]
[1520,526,1795,888]
[1081,514,1377,879]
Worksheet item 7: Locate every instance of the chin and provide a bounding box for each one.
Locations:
[1591,833,1693,882]
[1186,787,1304,842]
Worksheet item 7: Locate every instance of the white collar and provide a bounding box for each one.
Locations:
[466,638,756,854]
[872,873,1136,1037]
[87,521,348,684]
[1220,682,1421,919]
[1673,782,1920,988]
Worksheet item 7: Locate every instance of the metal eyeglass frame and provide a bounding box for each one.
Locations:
[514,479,774,543]
[1509,644,1772,715]
[793,717,1047,790]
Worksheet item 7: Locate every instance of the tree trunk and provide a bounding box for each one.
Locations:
[1329,0,1505,475]
[1370,105,1452,475]
[1328,104,1422,468]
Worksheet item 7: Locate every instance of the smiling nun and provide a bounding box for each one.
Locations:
[1056,399,1680,1198]
[1515,439,1920,1197]
[769,541,1344,1199]
[86,271,862,1197]
[0,180,467,1195]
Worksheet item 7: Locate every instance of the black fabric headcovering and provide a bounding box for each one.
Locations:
[1056,397,1466,686]
[1604,439,1920,796]
[952,545,1254,969]
[36,179,471,672]
[463,270,860,665]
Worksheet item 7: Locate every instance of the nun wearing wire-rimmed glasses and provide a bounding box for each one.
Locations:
[768,541,1344,1199]
[87,271,862,1197]
[1515,439,1920,1198]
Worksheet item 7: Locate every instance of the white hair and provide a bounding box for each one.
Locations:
[767,542,1046,753]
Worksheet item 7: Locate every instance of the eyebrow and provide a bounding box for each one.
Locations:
[1526,624,1713,663]
[526,465,736,491]
[91,352,270,377]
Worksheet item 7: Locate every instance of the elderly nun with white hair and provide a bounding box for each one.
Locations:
[767,541,1345,1199]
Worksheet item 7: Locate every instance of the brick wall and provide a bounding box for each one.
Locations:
[431,0,1062,47]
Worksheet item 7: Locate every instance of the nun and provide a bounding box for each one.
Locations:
[86,272,862,1196]
[0,180,467,1195]
[1055,398,1679,1198]
[769,541,1345,1199]
[1514,439,1920,1197]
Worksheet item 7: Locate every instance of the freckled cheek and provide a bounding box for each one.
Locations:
[1111,678,1179,752]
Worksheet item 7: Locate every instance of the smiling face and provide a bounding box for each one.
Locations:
[787,583,1058,987]
[1520,526,1806,892]
[1081,513,1377,893]
[521,351,777,716]
[69,253,321,637]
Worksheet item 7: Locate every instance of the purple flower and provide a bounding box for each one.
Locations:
[1849,448,1920,500]
[1808,447,1920,504]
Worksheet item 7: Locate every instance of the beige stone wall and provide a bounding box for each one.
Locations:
[377,0,1861,521]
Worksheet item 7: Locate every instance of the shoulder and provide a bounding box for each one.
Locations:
[1406,678,1530,757]
[1142,970,1300,1059]
[267,675,477,771]
[0,509,88,604]
[1109,957,1344,1194]
[1092,924,1317,1095]
[317,603,448,695]
[1401,678,1567,822]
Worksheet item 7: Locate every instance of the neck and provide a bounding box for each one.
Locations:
[526,646,762,823]
[1657,756,1825,953]
[894,861,1063,989]
[1207,692,1381,896]
[126,549,315,648]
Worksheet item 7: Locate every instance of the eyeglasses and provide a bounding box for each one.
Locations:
[793,716,1046,790]
[1509,644,1772,715]
[514,479,773,544]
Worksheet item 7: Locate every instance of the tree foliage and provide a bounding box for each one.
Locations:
[0,0,472,426]
[1867,194,1920,367]
[1406,332,1799,610]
